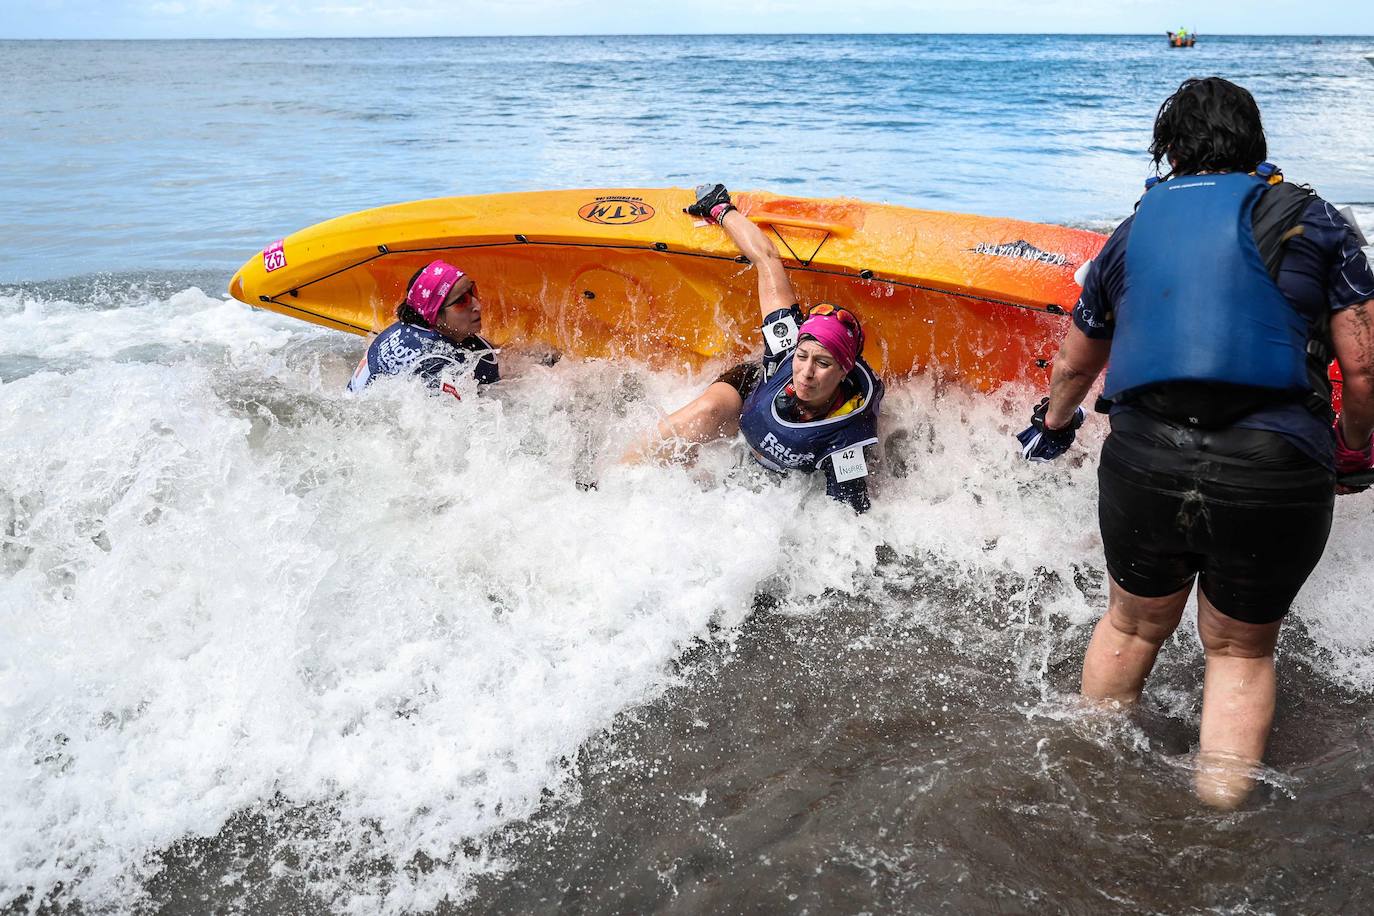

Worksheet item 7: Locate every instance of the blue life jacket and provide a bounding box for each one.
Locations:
[738,355,883,475]
[347,322,498,393]
[1102,171,1314,404]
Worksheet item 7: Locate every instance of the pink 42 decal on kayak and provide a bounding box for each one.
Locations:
[262,239,287,272]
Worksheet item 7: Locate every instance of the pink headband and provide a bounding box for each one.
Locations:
[798,313,860,373]
[407,259,465,326]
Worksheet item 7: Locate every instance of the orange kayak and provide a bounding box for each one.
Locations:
[228,188,1108,391]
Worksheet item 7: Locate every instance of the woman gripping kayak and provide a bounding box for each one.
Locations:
[627,184,885,512]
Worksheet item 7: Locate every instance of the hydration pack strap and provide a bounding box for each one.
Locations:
[1251,180,1316,278]
[1303,310,1336,424]
[1252,181,1337,424]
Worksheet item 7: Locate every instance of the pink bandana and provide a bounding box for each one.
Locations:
[407,259,465,326]
[798,312,861,373]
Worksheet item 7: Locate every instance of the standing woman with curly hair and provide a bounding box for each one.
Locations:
[1017,77,1374,808]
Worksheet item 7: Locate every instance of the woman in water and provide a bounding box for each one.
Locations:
[1016,77,1374,807]
[347,258,499,397]
[628,184,884,512]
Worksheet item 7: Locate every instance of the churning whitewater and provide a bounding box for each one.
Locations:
[3,280,1374,912]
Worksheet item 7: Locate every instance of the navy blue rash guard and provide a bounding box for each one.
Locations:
[1074,197,1374,469]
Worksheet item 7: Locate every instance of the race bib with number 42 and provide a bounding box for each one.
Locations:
[763,315,798,355]
[831,445,868,482]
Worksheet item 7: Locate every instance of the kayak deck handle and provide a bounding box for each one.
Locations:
[746,212,856,237]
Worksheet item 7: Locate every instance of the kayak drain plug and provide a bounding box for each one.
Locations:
[583,290,596,300]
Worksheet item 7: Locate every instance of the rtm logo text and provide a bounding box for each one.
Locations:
[579,198,656,226]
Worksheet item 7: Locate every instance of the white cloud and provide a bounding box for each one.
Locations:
[141,0,235,13]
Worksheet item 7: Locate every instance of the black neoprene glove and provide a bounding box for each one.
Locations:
[1016,397,1086,462]
[685,183,736,224]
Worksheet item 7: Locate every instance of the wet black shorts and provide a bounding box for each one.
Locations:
[1097,410,1335,625]
[714,361,765,401]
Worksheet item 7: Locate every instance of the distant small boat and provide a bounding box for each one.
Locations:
[1167,31,1197,48]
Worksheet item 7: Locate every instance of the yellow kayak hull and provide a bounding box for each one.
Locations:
[228,188,1107,390]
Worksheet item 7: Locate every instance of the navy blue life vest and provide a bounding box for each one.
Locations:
[738,355,883,474]
[1102,171,1313,404]
[347,322,499,393]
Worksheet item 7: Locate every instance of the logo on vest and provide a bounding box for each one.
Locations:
[970,239,1071,268]
[578,196,656,226]
[377,331,425,370]
[759,432,815,468]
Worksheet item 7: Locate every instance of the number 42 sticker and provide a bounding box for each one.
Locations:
[832,445,868,482]
[262,239,287,273]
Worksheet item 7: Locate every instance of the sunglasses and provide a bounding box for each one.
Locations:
[446,282,479,309]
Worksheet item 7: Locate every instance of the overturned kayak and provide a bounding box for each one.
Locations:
[228,188,1106,390]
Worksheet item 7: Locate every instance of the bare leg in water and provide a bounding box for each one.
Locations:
[1080,576,1281,809]
[1080,578,1191,703]
[1193,591,1281,809]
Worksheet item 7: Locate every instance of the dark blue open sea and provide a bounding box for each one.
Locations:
[3,34,1374,915]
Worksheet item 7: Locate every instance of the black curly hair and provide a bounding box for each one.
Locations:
[396,264,432,327]
[1149,77,1267,177]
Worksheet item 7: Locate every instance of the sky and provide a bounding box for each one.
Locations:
[3,0,1373,39]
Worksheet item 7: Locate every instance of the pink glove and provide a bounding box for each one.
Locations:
[1335,419,1373,494]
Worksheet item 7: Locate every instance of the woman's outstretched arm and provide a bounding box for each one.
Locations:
[718,209,797,321]
[688,184,798,322]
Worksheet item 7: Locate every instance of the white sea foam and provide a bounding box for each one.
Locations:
[1,287,1371,912]
[0,287,297,364]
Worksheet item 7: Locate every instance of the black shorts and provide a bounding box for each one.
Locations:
[1097,410,1335,625]
[714,361,765,401]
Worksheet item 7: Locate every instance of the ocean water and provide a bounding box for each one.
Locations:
[3,33,1374,915]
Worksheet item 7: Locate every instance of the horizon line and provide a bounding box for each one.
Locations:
[4,31,1374,41]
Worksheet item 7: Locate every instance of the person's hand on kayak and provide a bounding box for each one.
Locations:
[1016,397,1085,462]
[1334,416,1373,494]
[685,183,736,225]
